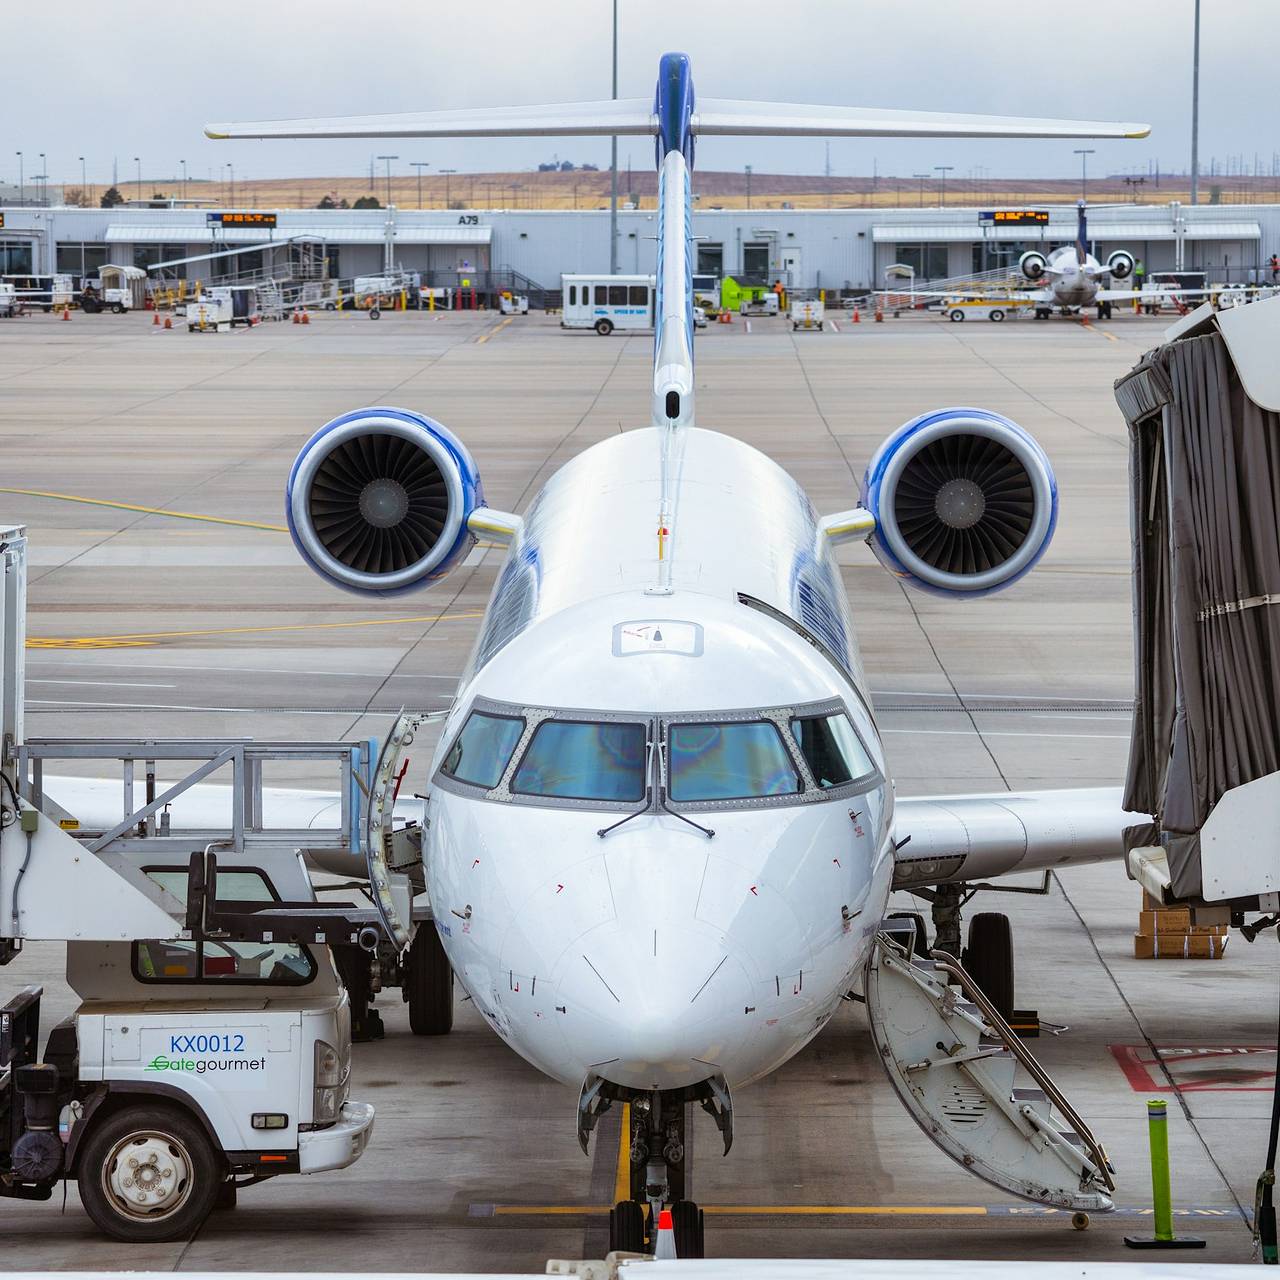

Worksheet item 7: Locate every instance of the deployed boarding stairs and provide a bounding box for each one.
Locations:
[867,925,1114,1212]
[879,264,1027,311]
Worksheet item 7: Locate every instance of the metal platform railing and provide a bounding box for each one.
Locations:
[15,737,374,858]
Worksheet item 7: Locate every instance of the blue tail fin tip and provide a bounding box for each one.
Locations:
[654,52,695,167]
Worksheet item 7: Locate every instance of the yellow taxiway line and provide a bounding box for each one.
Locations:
[476,316,514,344]
[0,486,287,532]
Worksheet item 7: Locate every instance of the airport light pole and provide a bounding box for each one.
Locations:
[411,162,430,209]
[1189,0,1201,205]
[377,155,398,206]
[1074,149,1095,202]
[609,0,619,274]
[78,156,86,204]
[15,152,21,206]
[134,156,141,203]
[180,159,187,202]
[440,168,456,209]
[935,165,953,206]
[38,154,45,204]
[913,172,928,208]
[745,164,753,211]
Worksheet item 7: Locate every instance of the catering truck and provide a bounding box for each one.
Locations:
[0,527,380,1241]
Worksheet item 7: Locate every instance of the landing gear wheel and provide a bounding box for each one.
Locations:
[406,924,454,1036]
[887,911,929,954]
[671,1199,705,1258]
[77,1105,220,1243]
[594,318,613,335]
[333,944,384,1042]
[962,911,1015,1022]
[609,1198,646,1253]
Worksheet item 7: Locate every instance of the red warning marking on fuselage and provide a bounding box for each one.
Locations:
[749,885,758,896]
[556,884,564,894]
[472,859,480,869]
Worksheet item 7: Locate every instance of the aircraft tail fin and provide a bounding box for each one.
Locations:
[1076,202,1089,265]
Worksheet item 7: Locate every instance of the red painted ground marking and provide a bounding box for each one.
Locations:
[1109,1044,1277,1093]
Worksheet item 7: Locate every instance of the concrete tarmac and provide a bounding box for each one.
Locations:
[0,305,1269,1268]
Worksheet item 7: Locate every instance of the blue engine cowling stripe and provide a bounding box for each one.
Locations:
[286,406,484,597]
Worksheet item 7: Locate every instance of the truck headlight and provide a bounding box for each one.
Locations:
[313,1039,341,1125]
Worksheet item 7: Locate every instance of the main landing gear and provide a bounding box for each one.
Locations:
[581,1074,732,1259]
[907,884,1018,1022]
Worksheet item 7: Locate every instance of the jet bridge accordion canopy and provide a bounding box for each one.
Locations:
[1114,305,1280,900]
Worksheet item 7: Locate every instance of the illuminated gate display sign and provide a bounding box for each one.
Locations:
[207,212,278,228]
[979,210,1050,225]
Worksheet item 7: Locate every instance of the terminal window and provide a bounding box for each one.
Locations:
[697,242,723,276]
[0,240,33,274]
[896,244,949,281]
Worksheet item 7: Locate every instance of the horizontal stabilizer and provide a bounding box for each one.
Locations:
[207,98,656,140]
[694,98,1149,140]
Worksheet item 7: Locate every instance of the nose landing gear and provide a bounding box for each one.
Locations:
[581,1074,731,1260]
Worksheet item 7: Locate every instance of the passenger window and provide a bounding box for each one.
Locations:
[568,284,576,305]
[134,938,315,985]
[608,285,627,306]
[668,722,800,801]
[595,284,608,305]
[629,285,649,306]
[442,710,526,789]
[511,720,647,801]
[791,712,877,788]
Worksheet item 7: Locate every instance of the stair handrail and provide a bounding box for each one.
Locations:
[928,948,1115,1192]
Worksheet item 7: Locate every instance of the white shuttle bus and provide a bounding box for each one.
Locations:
[561,273,654,335]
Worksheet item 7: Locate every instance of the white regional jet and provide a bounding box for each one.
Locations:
[202,55,1150,1257]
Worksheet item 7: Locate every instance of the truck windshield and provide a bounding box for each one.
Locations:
[511,719,647,801]
[668,721,800,801]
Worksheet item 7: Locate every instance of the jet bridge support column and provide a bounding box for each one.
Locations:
[1,526,26,777]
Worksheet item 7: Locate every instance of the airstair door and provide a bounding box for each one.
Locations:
[864,934,1114,1212]
[364,711,428,951]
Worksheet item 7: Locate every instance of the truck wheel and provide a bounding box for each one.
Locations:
[949,309,965,321]
[989,309,1005,323]
[77,1105,221,1243]
[406,923,454,1036]
[594,318,613,335]
[369,307,381,320]
[962,912,1015,1023]
[111,303,124,315]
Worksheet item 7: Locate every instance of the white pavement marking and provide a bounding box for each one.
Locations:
[881,727,1129,740]
[25,698,444,714]
[744,320,752,333]
[830,320,840,332]
[27,678,178,688]
[26,659,459,681]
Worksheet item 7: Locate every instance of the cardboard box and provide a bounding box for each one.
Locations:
[1134,931,1229,959]
[1137,909,1228,935]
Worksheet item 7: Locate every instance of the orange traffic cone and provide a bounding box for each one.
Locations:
[163,315,172,330]
[61,305,71,321]
[852,307,860,323]
[292,310,300,324]
[654,1208,677,1259]
[152,312,161,326]
[874,308,884,323]
[301,311,310,325]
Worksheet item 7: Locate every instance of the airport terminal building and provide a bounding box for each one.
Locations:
[2,200,1277,293]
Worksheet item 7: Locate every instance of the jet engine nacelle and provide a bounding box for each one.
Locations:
[1019,251,1048,281]
[287,407,483,596]
[1107,250,1135,281]
[860,407,1057,598]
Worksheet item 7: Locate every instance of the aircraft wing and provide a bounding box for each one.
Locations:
[208,99,1148,142]
[891,787,1148,888]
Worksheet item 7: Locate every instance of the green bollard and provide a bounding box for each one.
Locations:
[1124,1098,1205,1249]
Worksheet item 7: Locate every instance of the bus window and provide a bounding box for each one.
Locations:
[568,285,575,306]
[629,285,649,306]
[595,284,608,305]
[608,285,627,306]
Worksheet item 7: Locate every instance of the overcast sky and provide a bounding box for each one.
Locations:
[11,0,1273,189]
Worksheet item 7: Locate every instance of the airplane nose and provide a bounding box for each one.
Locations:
[559,922,754,1091]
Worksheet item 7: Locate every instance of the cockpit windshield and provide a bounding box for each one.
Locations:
[435,697,880,813]
[668,721,800,801]
[511,720,647,801]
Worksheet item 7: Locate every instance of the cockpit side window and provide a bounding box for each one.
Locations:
[791,711,877,789]
[511,720,648,802]
[442,710,526,789]
[668,721,800,802]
